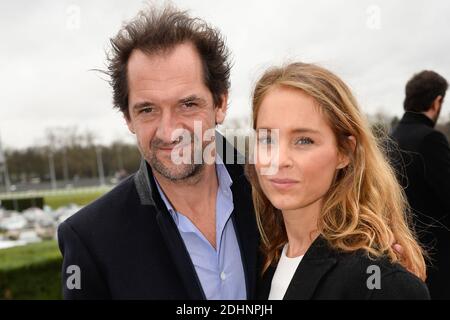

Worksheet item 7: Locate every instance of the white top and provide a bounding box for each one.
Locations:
[268,243,304,300]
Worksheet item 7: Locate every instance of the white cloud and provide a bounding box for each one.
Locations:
[1,0,449,148]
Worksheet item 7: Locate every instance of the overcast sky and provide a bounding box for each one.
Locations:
[1,0,449,149]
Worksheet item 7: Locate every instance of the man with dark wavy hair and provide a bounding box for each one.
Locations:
[57,6,258,300]
[390,70,450,299]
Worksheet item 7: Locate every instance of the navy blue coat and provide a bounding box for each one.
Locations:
[58,135,259,299]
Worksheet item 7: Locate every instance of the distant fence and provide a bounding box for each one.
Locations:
[0,197,44,212]
[0,185,113,200]
[0,185,113,211]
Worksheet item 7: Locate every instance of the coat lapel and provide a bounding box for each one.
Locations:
[283,236,337,300]
[230,176,258,299]
[258,264,276,300]
[218,132,259,300]
[132,132,257,300]
[134,159,205,300]
[155,210,206,300]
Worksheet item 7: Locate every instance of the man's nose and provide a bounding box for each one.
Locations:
[155,110,179,143]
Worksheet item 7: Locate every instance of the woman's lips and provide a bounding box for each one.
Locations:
[268,178,299,190]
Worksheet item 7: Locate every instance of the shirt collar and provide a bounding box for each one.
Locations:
[154,154,233,225]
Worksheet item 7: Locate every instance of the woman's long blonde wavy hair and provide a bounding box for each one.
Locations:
[246,62,427,280]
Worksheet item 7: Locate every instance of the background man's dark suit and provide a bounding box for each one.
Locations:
[58,134,259,299]
[390,111,450,299]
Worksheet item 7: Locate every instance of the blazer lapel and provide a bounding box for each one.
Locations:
[218,132,259,300]
[230,177,258,300]
[156,210,206,300]
[132,133,258,300]
[258,264,276,300]
[283,236,337,300]
[134,159,205,300]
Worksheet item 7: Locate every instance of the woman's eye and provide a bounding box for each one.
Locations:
[295,137,314,145]
[258,136,273,144]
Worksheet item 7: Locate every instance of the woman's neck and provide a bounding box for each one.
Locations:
[282,198,322,258]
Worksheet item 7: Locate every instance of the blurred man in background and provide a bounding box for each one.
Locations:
[390,70,450,299]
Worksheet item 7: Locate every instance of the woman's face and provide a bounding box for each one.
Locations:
[255,85,349,212]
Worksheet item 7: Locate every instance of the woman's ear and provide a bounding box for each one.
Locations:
[337,135,356,169]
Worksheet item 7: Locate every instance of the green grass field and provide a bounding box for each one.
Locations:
[44,190,106,209]
[0,240,60,271]
[0,240,62,299]
[0,186,110,210]
[0,187,109,299]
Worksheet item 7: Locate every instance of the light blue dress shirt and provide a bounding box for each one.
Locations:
[154,155,247,300]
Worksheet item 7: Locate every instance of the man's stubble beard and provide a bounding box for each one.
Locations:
[150,151,204,182]
[148,139,207,182]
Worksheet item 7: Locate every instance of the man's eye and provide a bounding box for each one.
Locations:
[140,107,154,114]
[295,137,314,145]
[182,102,197,109]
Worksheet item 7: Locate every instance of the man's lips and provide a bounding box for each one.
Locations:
[158,146,175,151]
[156,143,192,152]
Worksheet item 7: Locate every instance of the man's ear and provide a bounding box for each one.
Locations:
[337,135,356,169]
[432,95,443,111]
[125,113,135,134]
[215,93,228,125]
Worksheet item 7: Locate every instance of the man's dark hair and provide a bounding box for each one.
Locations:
[107,6,231,118]
[404,70,448,112]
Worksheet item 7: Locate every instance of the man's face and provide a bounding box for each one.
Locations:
[126,43,227,181]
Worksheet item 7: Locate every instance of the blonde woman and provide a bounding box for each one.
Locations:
[246,62,430,300]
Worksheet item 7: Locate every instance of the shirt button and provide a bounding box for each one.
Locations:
[220,271,227,281]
